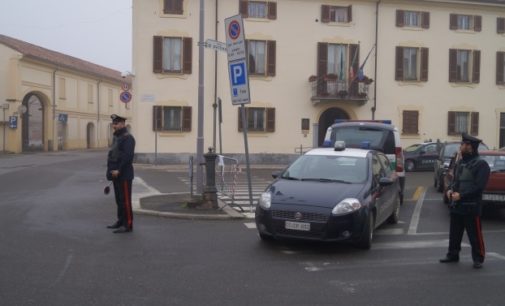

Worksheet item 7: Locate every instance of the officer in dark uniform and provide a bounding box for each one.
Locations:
[106,114,136,233]
[440,133,490,268]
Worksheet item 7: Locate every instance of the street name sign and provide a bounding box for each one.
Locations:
[204,39,227,53]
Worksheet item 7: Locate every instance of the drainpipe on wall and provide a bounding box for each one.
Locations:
[372,0,380,120]
[52,68,57,151]
[97,80,101,148]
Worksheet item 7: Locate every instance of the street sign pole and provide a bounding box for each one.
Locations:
[240,104,254,211]
[196,0,205,195]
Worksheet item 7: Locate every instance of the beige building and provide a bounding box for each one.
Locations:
[132,0,505,163]
[0,34,132,153]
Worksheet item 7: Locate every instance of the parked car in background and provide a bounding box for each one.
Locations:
[434,141,489,192]
[442,150,505,208]
[403,142,440,172]
[255,141,401,249]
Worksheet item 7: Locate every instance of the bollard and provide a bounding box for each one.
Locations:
[203,147,218,209]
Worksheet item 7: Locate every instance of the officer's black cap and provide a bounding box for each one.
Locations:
[461,132,482,145]
[111,114,126,123]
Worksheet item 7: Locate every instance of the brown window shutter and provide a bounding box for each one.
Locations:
[266,108,275,132]
[448,111,456,135]
[163,0,170,14]
[347,6,352,22]
[497,52,505,85]
[182,106,192,132]
[153,106,163,131]
[175,0,183,14]
[421,12,430,29]
[317,43,328,95]
[498,18,505,34]
[153,36,163,73]
[267,40,276,76]
[183,37,192,74]
[395,47,404,81]
[402,110,419,134]
[238,107,248,132]
[472,50,480,84]
[321,5,330,23]
[470,112,479,135]
[420,47,429,82]
[474,15,482,32]
[396,10,404,27]
[268,2,277,20]
[449,49,457,82]
[239,1,248,17]
[450,14,457,30]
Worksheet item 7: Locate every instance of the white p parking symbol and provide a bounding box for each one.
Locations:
[232,65,243,85]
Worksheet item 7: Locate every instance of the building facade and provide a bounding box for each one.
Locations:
[0,35,132,153]
[132,0,505,163]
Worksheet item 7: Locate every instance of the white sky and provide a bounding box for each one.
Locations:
[0,0,132,72]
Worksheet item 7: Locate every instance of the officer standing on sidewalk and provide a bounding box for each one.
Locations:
[106,114,136,234]
[440,133,490,268]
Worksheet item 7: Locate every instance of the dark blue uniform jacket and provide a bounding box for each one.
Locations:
[106,127,135,181]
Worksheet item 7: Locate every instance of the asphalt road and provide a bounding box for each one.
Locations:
[1,151,505,305]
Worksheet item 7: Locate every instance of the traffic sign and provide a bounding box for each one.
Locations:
[120,91,132,103]
[225,15,246,62]
[203,39,227,53]
[8,116,17,129]
[121,83,130,91]
[228,59,250,105]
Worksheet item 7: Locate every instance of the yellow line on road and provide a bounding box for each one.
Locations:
[411,186,425,202]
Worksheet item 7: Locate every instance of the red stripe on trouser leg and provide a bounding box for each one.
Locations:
[475,217,485,258]
[123,181,132,228]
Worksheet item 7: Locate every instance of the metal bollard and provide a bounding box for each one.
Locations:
[203,147,218,209]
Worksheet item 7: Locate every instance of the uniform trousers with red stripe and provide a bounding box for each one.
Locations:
[113,179,133,230]
[448,213,485,263]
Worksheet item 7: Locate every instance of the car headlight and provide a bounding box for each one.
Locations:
[258,192,271,209]
[332,198,362,215]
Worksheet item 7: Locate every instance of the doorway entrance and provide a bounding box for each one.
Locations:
[86,122,95,149]
[22,94,45,151]
[318,107,350,146]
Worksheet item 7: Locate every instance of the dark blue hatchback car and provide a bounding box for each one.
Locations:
[255,144,401,249]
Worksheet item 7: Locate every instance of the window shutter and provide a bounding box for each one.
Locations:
[317,43,328,95]
[449,49,457,82]
[471,112,479,136]
[163,0,170,14]
[498,17,505,34]
[347,6,352,22]
[182,106,192,132]
[153,106,162,131]
[402,110,419,134]
[238,107,247,132]
[321,5,330,23]
[474,15,482,32]
[450,14,457,30]
[239,1,248,17]
[267,40,276,76]
[396,10,404,27]
[472,50,480,84]
[395,47,404,81]
[448,111,456,135]
[497,52,505,85]
[420,47,429,82]
[175,0,183,14]
[183,37,192,74]
[349,44,360,95]
[153,36,163,73]
[421,12,430,29]
[268,2,277,20]
[266,108,275,132]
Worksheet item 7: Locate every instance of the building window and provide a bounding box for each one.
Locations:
[321,5,352,23]
[448,111,479,135]
[449,49,480,83]
[396,10,430,28]
[163,0,183,15]
[450,14,482,32]
[498,52,505,85]
[153,36,192,74]
[238,107,275,132]
[317,43,360,96]
[58,78,66,100]
[246,40,276,76]
[239,1,277,19]
[152,106,192,132]
[108,88,113,107]
[498,17,505,34]
[402,110,419,135]
[395,47,429,82]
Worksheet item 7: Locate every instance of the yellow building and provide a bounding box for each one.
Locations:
[132,0,505,163]
[0,34,132,153]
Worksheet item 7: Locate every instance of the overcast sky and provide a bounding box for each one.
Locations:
[0,0,132,72]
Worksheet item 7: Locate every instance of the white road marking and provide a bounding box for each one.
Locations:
[50,250,74,287]
[488,252,505,261]
[373,239,469,250]
[244,222,256,229]
[408,188,426,235]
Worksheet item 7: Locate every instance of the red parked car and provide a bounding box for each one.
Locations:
[443,150,505,208]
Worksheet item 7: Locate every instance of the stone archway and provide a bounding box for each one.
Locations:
[86,122,95,149]
[318,107,350,146]
[22,93,46,151]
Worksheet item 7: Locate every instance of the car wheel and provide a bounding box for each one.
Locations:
[259,233,274,242]
[435,175,444,192]
[388,195,401,224]
[355,213,374,250]
[405,160,415,172]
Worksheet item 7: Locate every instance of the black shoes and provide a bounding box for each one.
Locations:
[106,222,121,229]
[112,226,132,234]
[473,262,483,269]
[439,256,459,263]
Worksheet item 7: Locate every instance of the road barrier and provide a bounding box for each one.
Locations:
[216,155,244,212]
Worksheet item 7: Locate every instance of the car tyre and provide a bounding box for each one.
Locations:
[355,213,374,250]
[405,160,415,172]
[388,195,401,224]
[259,233,274,242]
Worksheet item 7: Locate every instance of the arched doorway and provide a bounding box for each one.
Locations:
[86,122,95,149]
[318,107,350,146]
[22,94,45,151]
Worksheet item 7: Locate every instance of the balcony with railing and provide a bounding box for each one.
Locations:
[309,74,372,105]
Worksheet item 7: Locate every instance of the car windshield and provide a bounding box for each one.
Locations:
[481,154,505,172]
[281,155,367,183]
[330,126,395,154]
[443,143,489,158]
[404,144,422,152]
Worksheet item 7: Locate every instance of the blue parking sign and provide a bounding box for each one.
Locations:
[9,116,17,129]
[228,59,250,105]
[230,62,246,86]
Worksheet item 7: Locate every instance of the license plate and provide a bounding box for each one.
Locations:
[482,193,505,202]
[285,221,310,231]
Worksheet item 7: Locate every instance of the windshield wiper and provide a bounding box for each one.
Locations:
[282,176,301,180]
[302,178,352,184]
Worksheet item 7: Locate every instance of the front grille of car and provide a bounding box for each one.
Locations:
[271,210,329,223]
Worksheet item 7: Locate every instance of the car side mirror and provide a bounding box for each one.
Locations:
[379,177,394,186]
[272,171,281,179]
